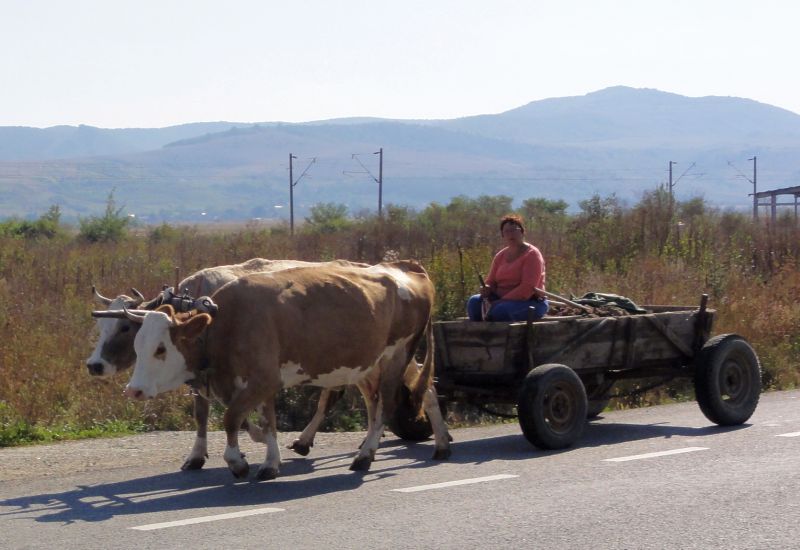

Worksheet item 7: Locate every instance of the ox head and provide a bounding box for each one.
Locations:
[85,286,147,376]
[124,305,212,400]
[87,286,219,377]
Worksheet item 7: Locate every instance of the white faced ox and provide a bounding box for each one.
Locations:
[86,287,149,376]
[125,261,451,480]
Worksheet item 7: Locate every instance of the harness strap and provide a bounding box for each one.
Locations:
[188,328,214,399]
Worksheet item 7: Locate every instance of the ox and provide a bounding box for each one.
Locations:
[122,261,451,479]
[87,258,368,468]
[86,258,362,377]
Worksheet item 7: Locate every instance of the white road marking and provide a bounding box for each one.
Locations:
[118,485,216,503]
[129,507,284,531]
[392,474,518,493]
[604,447,709,462]
[776,431,800,438]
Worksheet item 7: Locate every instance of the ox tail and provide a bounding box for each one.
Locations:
[409,318,435,419]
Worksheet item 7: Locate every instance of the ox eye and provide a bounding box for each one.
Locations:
[120,325,130,333]
[155,343,167,358]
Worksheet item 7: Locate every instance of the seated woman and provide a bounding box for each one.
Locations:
[467,214,549,322]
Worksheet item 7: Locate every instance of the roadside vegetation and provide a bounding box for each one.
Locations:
[1,188,798,446]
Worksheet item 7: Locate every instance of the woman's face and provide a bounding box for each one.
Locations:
[501,223,524,247]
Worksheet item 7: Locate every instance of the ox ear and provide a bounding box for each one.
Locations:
[156,304,176,317]
[178,314,212,342]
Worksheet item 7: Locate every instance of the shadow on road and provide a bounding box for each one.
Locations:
[582,419,749,448]
[0,464,365,525]
[0,420,749,525]
[0,441,444,525]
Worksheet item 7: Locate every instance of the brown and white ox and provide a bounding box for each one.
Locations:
[121,261,451,480]
[87,258,368,468]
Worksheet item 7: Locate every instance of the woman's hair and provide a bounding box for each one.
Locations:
[500,213,525,234]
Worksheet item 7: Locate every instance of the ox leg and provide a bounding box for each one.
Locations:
[350,381,381,472]
[182,395,210,471]
[256,399,281,481]
[222,403,251,480]
[242,418,267,444]
[423,388,452,460]
[289,388,341,456]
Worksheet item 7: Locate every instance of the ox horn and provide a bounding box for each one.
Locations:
[91,309,152,319]
[130,287,145,305]
[123,307,148,324]
[92,285,114,306]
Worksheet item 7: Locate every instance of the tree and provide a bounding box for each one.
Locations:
[520,197,568,219]
[578,193,621,220]
[305,202,351,234]
[571,193,631,271]
[78,190,130,242]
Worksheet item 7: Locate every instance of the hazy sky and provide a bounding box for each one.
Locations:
[3,0,799,128]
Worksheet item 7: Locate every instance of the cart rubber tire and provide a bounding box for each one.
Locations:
[694,334,761,426]
[387,386,436,441]
[518,364,588,449]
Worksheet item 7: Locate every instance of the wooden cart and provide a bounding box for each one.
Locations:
[389,295,762,450]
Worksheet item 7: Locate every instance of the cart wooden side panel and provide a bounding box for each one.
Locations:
[433,321,527,380]
[528,308,715,373]
[433,306,715,387]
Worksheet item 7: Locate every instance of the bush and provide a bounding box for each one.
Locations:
[304,202,351,233]
[78,191,130,242]
[0,205,64,239]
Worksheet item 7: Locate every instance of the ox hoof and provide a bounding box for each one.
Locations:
[432,448,452,461]
[256,466,279,481]
[288,440,311,457]
[229,461,250,479]
[181,457,206,471]
[349,455,373,472]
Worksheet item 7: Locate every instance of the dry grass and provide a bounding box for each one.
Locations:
[1,202,798,443]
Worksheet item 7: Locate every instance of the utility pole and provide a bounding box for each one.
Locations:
[749,156,758,220]
[289,153,296,235]
[376,147,383,217]
[668,161,676,203]
[347,147,384,217]
[288,153,315,236]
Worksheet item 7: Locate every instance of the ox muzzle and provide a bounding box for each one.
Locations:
[86,361,106,376]
[123,385,150,400]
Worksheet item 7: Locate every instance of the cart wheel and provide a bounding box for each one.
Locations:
[518,364,587,449]
[694,334,761,426]
[585,380,615,419]
[387,386,438,441]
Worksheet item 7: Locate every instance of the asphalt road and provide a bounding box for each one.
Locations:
[1,390,799,549]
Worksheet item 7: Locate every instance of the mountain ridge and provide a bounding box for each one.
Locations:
[2,87,799,221]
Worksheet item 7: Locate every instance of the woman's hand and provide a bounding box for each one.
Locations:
[479,284,493,299]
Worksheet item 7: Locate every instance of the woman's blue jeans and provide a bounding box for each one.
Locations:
[466,294,549,322]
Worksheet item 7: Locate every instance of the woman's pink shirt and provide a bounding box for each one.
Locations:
[485,245,546,301]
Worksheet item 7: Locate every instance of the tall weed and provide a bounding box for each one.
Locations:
[0,193,798,444]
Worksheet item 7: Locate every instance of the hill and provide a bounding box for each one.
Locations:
[2,87,799,221]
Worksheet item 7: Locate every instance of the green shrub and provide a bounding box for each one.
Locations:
[0,205,64,239]
[304,202,351,233]
[78,191,130,242]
